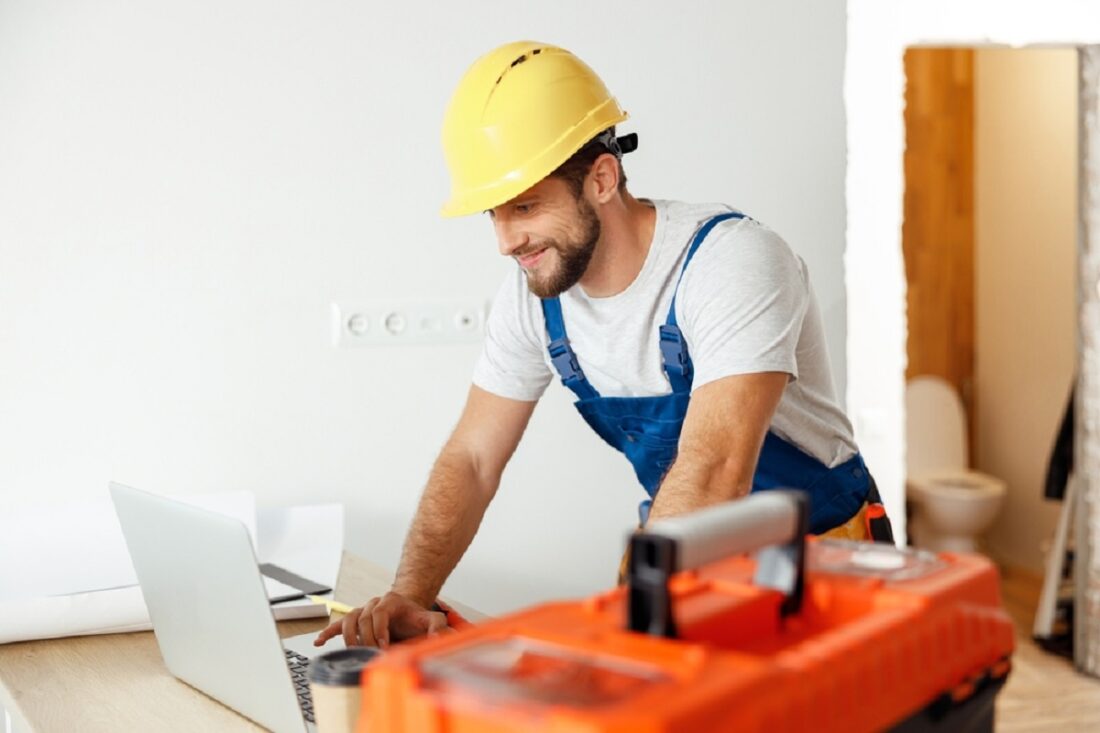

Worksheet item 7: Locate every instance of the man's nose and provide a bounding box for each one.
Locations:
[494,219,529,257]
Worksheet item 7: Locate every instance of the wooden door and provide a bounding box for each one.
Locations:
[903,48,977,461]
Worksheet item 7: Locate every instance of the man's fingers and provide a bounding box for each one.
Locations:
[358,604,381,648]
[341,608,363,647]
[324,592,451,649]
[341,597,379,647]
[313,618,343,646]
[425,611,450,636]
[372,607,391,649]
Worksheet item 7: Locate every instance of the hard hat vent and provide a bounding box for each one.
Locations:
[498,47,547,87]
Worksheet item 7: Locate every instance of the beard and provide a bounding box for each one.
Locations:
[518,196,601,299]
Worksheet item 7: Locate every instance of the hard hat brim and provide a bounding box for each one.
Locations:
[440,106,629,218]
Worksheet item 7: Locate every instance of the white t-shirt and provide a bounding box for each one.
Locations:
[472,199,859,468]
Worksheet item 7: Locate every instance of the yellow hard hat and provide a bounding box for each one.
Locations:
[440,41,630,218]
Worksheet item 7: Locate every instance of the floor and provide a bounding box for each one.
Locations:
[995,567,1100,731]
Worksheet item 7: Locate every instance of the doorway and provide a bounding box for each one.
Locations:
[844,0,1100,676]
[902,47,1075,574]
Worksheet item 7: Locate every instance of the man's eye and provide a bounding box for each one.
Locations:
[515,203,533,214]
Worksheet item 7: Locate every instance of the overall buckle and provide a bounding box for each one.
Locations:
[659,325,692,378]
[548,337,584,382]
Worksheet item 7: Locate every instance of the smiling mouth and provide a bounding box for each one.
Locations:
[517,248,548,268]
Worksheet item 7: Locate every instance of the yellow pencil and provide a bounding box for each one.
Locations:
[307,595,355,614]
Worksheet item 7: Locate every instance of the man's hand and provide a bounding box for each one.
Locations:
[313,591,450,649]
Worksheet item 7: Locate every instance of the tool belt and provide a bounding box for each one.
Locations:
[820,479,895,544]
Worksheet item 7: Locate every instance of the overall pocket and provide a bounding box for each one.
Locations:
[618,416,683,449]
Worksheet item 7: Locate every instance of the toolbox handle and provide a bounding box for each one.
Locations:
[627,490,809,637]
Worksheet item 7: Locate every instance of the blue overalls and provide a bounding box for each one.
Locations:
[540,213,874,534]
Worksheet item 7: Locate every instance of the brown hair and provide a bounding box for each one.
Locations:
[549,127,628,199]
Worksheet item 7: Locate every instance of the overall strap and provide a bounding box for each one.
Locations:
[540,297,600,401]
[659,212,746,393]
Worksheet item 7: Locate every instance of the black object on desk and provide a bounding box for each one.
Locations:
[259,563,332,603]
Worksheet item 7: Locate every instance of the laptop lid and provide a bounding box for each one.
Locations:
[109,482,308,733]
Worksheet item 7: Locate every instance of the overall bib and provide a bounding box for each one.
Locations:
[540,213,891,538]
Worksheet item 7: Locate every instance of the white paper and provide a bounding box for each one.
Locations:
[0,490,256,602]
[257,503,343,586]
[0,586,151,643]
[257,503,343,614]
[0,501,343,645]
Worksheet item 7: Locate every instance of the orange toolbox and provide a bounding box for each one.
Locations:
[358,492,1015,732]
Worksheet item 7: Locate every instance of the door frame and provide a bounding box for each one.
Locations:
[846,0,1100,674]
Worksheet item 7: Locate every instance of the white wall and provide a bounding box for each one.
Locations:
[975,48,1077,572]
[0,0,849,614]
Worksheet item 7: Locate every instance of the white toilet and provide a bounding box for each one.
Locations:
[906,376,1006,554]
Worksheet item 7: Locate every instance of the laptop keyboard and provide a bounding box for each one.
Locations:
[285,649,315,723]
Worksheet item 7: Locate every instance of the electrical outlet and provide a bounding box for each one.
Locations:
[332,299,487,347]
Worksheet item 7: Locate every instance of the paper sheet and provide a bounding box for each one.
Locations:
[0,499,343,645]
[0,490,256,602]
[0,586,152,642]
[257,503,343,587]
[256,503,344,616]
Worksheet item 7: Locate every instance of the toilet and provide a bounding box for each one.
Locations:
[905,376,1006,553]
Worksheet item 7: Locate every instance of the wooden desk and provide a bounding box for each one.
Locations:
[0,619,323,732]
[0,552,483,732]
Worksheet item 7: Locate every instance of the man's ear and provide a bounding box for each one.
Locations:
[587,152,622,204]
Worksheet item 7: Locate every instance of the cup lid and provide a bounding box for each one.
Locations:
[307,647,380,686]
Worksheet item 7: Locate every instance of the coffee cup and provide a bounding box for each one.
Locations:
[307,647,379,733]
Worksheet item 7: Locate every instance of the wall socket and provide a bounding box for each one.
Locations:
[332,299,487,347]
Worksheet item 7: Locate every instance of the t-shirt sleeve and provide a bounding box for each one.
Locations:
[471,272,554,402]
[676,222,810,391]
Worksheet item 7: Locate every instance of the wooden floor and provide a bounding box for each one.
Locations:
[996,567,1100,731]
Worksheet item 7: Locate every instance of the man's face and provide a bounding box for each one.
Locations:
[488,177,600,299]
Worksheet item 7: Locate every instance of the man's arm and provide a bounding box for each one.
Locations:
[646,371,788,523]
[315,384,536,647]
[391,384,535,606]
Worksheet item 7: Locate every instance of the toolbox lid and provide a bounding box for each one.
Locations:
[419,637,669,709]
[808,539,945,581]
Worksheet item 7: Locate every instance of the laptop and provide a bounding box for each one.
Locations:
[109,482,347,733]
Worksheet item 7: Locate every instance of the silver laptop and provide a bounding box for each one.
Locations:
[109,482,346,733]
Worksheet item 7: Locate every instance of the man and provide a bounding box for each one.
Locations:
[315,41,891,650]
